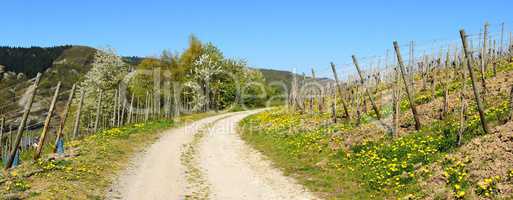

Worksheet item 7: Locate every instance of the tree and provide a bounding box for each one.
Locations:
[79,48,128,128]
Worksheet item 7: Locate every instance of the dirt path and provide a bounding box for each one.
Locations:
[107,113,233,200]
[109,110,318,200]
[198,111,318,200]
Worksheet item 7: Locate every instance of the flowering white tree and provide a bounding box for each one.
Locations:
[81,48,127,92]
[78,48,128,127]
[185,52,223,111]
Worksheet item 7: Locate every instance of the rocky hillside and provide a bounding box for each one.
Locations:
[0,46,97,131]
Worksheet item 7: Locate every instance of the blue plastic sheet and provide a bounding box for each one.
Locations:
[57,138,65,155]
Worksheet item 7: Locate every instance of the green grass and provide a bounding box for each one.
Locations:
[0,112,216,199]
[240,112,378,199]
[239,87,511,199]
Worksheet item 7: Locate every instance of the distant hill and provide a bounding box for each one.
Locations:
[122,56,145,66]
[256,68,333,93]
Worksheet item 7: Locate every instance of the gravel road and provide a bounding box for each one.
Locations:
[109,110,317,200]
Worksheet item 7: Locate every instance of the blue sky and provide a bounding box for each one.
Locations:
[1,0,511,77]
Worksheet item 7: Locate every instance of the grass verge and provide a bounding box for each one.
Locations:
[0,112,216,199]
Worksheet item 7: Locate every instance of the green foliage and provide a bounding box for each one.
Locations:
[0,45,72,76]
[351,133,442,191]
[128,35,272,111]
[443,157,470,199]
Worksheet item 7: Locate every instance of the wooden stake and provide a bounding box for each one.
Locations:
[352,55,382,120]
[0,117,4,157]
[460,29,491,134]
[441,81,449,120]
[481,23,489,91]
[393,67,401,137]
[93,89,103,133]
[121,98,127,124]
[145,92,149,122]
[311,68,317,114]
[394,42,422,130]
[112,89,118,127]
[430,69,436,101]
[355,85,361,126]
[173,84,180,118]
[34,81,61,160]
[330,62,351,119]
[5,73,42,169]
[331,101,337,123]
[127,93,134,124]
[457,92,467,146]
[510,85,513,121]
[53,84,76,153]
[117,86,123,126]
[500,22,505,55]
[73,89,85,138]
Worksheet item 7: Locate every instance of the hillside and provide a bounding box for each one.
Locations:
[256,68,332,94]
[0,46,73,77]
[0,46,97,134]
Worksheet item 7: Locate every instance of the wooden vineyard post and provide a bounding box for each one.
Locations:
[500,22,505,55]
[117,87,123,126]
[0,117,4,157]
[319,87,324,113]
[54,83,76,152]
[5,73,42,169]
[149,93,154,120]
[112,89,118,127]
[290,70,298,111]
[93,90,103,133]
[150,93,154,120]
[457,92,467,146]
[460,29,491,134]
[355,85,361,126]
[173,84,180,118]
[120,97,126,125]
[352,55,382,120]
[394,41,422,130]
[73,89,85,138]
[409,41,416,97]
[127,93,134,124]
[442,80,449,120]
[300,73,307,113]
[509,85,513,121]
[34,81,61,160]
[136,97,141,123]
[393,67,401,137]
[311,68,316,114]
[431,69,437,101]
[481,22,489,93]
[331,101,337,123]
[145,92,149,122]
[330,62,351,119]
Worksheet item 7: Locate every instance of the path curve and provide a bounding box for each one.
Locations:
[109,110,318,200]
[198,110,318,200]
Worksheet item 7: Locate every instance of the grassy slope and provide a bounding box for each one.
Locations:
[240,60,513,199]
[0,112,216,199]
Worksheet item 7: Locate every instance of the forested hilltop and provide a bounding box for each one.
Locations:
[0,45,74,76]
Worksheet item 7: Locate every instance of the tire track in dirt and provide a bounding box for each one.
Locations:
[197,110,319,200]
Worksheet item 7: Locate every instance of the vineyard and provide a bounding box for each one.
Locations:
[2,0,513,199]
[240,22,513,199]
